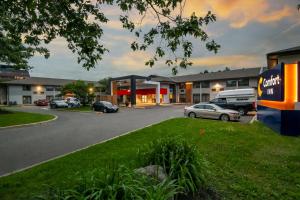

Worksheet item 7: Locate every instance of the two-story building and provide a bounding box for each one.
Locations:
[110,67,261,106]
[0,77,96,105]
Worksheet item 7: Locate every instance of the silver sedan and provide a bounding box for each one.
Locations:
[184,103,240,121]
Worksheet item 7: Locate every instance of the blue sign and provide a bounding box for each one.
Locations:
[258,63,284,101]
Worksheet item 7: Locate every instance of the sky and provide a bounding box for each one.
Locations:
[29,0,300,81]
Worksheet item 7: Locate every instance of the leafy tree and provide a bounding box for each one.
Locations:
[98,77,111,94]
[203,70,209,74]
[224,67,230,71]
[61,80,95,105]
[0,0,220,74]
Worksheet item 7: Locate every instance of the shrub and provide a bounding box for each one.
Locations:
[35,166,180,200]
[139,137,207,194]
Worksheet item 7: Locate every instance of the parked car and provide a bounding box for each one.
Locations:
[92,101,119,113]
[65,97,81,108]
[34,99,49,106]
[184,103,240,122]
[50,100,69,109]
[209,89,256,115]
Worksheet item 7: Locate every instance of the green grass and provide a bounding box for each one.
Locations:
[0,118,299,199]
[0,110,55,127]
[58,105,92,112]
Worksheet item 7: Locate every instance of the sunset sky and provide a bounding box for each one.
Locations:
[30,0,300,81]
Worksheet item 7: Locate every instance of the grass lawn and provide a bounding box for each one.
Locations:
[58,105,92,112]
[0,118,299,199]
[0,110,55,127]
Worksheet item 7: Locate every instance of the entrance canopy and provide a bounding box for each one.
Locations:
[110,75,162,105]
[117,88,167,95]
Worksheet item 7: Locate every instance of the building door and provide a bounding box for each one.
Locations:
[193,94,201,104]
[23,96,32,104]
[141,95,147,103]
[201,94,210,102]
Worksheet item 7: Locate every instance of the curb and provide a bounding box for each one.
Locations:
[56,109,93,113]
[0,117,176,178]
[0,115,58,129]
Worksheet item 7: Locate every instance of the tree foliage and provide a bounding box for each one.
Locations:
[98,77,111,94]
[61,80,95,104]
[0,0,220,74]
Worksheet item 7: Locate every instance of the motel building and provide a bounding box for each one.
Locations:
[0,76,97,105]
[110,68,261,106]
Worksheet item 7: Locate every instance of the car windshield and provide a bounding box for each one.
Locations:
[101,101,112,107]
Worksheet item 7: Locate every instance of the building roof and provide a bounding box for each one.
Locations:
[170,67,261,83]
[110,75,148,81]
[1,77,96,86]
[0,65,30,79]
[148,75,175,83]
[267,46,300,57]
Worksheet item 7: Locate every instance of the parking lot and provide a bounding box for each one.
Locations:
[0,105,254,176]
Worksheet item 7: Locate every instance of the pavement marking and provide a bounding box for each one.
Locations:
[250,115,257,124]
[0,115,58,130]
[0,116,177,178]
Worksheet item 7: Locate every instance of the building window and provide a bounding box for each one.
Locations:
[226,80,237,87]
[22,96,32,104]
[46,96,54,101]
[201,81,210,88]
[33,91,37,94]
[238,78,249,87]
[22,85,31,91]
[193,82,200,88]
[193,94,200,103]
[179,83,185,89]
[40,91,45,94]
[55,86,62,91]
[201,93,210,102]
[179,94,186,103]
[46,86,54,91]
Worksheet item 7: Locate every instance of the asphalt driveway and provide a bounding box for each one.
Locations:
[0,105,254,176]
[0,105,184,176]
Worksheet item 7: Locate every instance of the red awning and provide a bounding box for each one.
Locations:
[117,88,167,95]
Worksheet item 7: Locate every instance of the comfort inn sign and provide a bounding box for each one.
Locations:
[258,63,284,101]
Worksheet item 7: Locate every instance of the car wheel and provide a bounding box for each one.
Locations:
[238,108,246,116]
[220,114,230,122]
[103,108,107,113]
[188,112,196,118]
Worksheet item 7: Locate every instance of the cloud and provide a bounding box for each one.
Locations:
[184,0,295,28]
[191,54,265,68]
[111,51,152,71]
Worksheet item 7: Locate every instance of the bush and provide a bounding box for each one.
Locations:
[35,166,180,200]
[139,137,207,194]
[36,138,211,200]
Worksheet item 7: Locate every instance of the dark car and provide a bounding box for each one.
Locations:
[34,99,49,106]
[50,100,69,109]
[92,101,119,113]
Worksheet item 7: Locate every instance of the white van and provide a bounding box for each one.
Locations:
[210,89,256,115]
